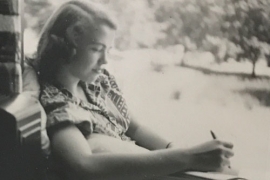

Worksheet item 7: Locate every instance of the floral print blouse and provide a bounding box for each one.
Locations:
[40,69,133,142]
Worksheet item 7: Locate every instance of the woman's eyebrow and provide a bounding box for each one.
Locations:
[89,42,113,50]
[89,42,106,48]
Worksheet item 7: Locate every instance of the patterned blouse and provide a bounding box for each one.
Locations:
[39,69,133,142]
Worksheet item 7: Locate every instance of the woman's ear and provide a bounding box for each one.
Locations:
[66,23,84,48]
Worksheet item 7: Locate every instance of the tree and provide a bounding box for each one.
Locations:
[102,0,164,50]
[154,0,226,53]
[222,0,270,77]
[24,0,52,33]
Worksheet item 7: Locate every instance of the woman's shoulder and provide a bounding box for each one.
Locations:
[40,82,94,136]
[39,83,68,108]
[40,83,61,99]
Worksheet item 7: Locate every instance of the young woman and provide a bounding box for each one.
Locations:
[34,1,234,179]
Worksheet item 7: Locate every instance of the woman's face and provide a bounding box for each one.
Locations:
[67,24,115,83]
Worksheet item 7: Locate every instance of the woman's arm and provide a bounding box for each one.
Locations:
[126,116,174,150]
[50,123,233,180]
[50,123,189,180]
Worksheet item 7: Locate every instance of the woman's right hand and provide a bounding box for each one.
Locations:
[185,140,234,172]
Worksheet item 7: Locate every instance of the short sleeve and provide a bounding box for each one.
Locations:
[40,85,94,138]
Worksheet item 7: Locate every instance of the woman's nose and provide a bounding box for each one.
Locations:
[99,51,108,65]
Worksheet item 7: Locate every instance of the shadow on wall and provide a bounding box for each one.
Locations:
[235,89,270,107]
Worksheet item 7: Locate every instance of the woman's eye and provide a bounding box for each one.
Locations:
[91,47,101,52]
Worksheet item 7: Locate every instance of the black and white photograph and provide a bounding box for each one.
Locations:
[0,0,270,179]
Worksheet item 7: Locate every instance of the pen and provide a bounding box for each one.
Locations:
[210,130,216,139]
[210,130,232,169]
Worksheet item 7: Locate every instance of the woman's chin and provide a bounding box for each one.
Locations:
[84,74,99,83]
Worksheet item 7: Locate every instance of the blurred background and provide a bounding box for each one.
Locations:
[24,0,270,179]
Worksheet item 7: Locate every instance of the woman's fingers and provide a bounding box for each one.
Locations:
[222,141,234,149]
[219,141,234,158]
[211,140,234,157]
[221,156,231,167]
[188,140,235,172]
[223,148,234,158]
[211,154,231,171]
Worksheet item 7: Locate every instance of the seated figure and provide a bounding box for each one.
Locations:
[26,0,234,179]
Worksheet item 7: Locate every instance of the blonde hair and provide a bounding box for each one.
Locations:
[35,0,117,82]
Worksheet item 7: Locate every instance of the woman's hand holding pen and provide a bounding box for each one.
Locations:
[184,140,234,172]
[164,131,234,172]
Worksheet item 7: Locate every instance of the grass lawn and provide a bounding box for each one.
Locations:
[108,49,270,180]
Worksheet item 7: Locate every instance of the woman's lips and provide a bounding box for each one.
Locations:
[93,69,102,74]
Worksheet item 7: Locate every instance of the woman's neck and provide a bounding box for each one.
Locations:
[55,67,80,95]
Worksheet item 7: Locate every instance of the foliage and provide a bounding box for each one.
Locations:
[24,0,270,76]
[101,0,164,50]
[154,0,225,51]
[221,0,270,76]
[153,0,270,76]
[24,0,164,50]
[24,0,53,32]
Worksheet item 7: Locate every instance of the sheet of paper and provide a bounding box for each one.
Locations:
[185,166,240,180]
[185,171,238,180]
